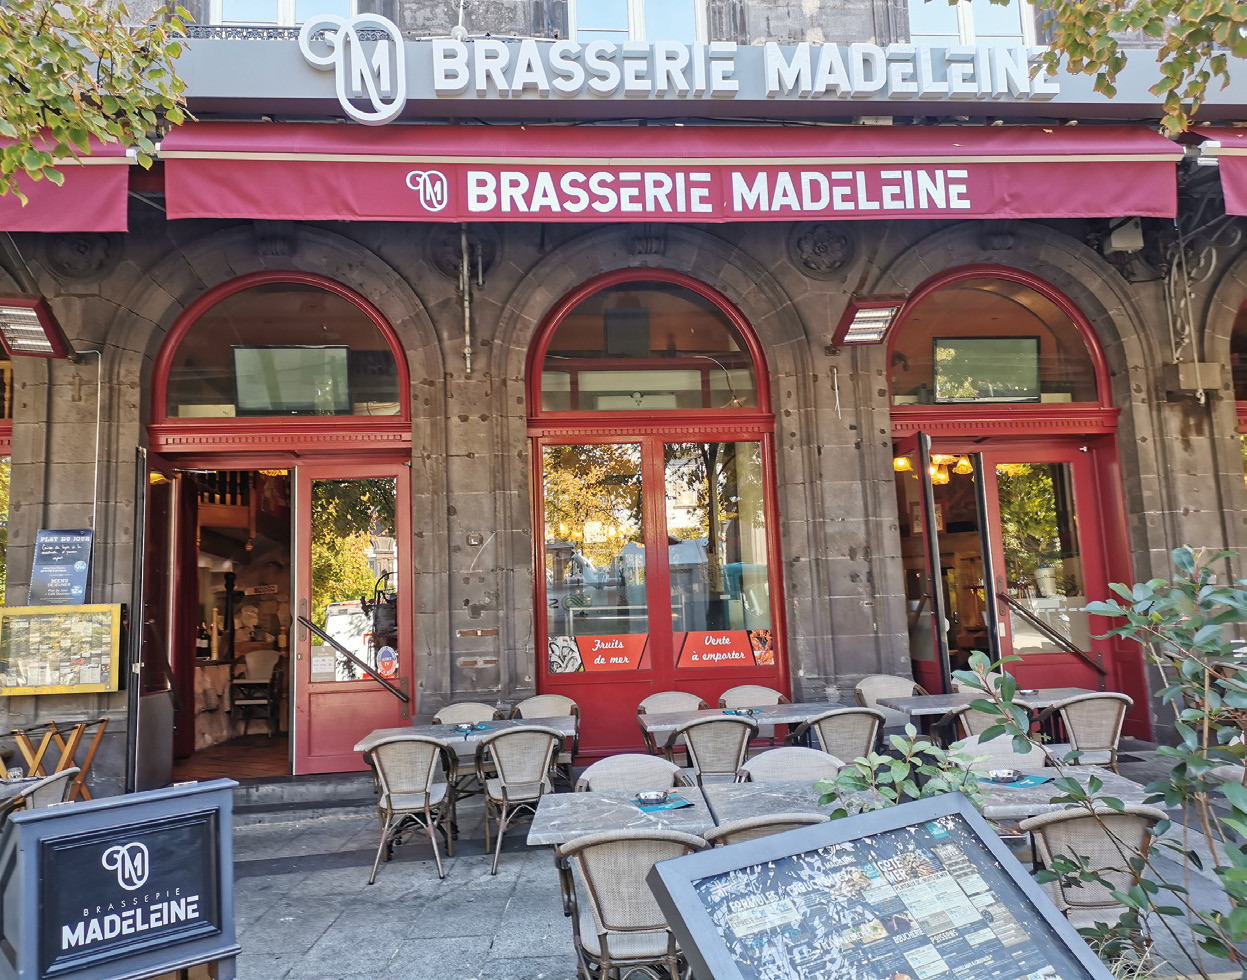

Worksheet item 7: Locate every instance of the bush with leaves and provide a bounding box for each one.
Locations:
[0,0,188,202]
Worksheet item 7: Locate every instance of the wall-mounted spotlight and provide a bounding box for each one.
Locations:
[831,295,908,347]
[0,295,74,358]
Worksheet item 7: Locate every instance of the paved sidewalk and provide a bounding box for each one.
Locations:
[231,751,1235,980]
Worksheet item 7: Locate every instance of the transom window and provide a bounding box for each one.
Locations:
[165,281,401,419]
[539,281,758,413]
[209,0,353,26]
[890,276,1099,406]
[907,0,1035,45]
[570,0,704,43]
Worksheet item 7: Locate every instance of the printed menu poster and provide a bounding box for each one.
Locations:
[694,814,1088,980]
[0,604,121,695]
[29,529,93,605]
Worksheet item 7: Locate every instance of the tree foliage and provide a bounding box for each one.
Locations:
[0,0,188,202]
[1016,0,1247,132]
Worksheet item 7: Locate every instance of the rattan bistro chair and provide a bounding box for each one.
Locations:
[665,715,756,785]
[432,702,498,725]
[735,746,843,783]
[3,767,80,821]
[951,733,1043,771]
[575,754,694,793]
[945,698,1034,740]
[791,707,885,763]
[637,691,708,756]
[365,736,455,883]
[1038,693,1134,772]
[1019,805,1166,930]
[705,812,829,846]
[854,674,928,729]
[511,694,579,786]
[718,684,788,744]
[477,725,563,875]
[556,829,709,980]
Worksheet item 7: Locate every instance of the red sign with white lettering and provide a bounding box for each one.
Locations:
[577,633,648,672]
[162,123,1183,224]
[677,631,757,668]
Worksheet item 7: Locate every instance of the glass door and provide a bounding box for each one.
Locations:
[537,433,785,755]
[291,462,412,774]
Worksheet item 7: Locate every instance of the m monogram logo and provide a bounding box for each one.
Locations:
[405,170,449,211]
[298,14,407,126]
[102,842,150,891]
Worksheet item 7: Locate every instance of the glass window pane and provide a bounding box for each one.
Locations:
[908,0,962,38]
[309,477,398,682]
[219,0,279,23]
[890,277,1099,405]
[166,283,400,419]
[997,462,1089,655]
[1232,306,1247,400]
[544,444,648,673]
[541,281,758,412]
[577,0,629,36]
[667,442,773,668]
[295,0,351,22]
[644,0,697,42]
[971,0,1025,38]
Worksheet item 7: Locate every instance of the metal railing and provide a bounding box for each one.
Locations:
[296,616,410,704]
[996,593,1108,677]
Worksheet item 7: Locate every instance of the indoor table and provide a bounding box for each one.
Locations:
[975,766,1149,821]
[526,788,715,846]
[700,779,833,826]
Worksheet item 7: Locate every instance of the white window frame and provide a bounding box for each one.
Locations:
[209,0,357,27]
[569,0,707,44]
[909,0,1036,45]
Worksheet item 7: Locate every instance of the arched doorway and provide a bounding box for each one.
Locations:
[143,273,414,777]
[528,270,787,756]
[884,267,1144,733]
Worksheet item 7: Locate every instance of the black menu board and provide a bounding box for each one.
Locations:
[650,794,1113,980]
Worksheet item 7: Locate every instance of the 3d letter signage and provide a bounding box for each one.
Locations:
[298,14,407,125]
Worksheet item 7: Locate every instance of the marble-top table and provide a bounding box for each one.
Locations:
[700,779,833,826]
[637,702,836,740]
[976,766,1149,821]
[875,687,1094,718]
[353,716,577,761]
[526,789,715,846]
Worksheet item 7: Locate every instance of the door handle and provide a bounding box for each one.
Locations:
[298,600,308,642]
[401,678,409,720]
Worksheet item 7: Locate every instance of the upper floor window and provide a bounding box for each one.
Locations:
[890,275,1101,406]
[907,0,1034,45]
[571,0,704,43]
[538,278,759,413]
[165,280,401,419]
[210,0,352,26]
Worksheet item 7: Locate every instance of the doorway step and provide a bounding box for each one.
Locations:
[232,772,375,826]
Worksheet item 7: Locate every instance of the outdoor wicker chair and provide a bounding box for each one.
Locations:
[704,812,829,845]
[637,691,708,756]
[432,701,498,725]
[950,670,1009,694]
[790,706,885,763]
[665,715,757,785]
[5,766,79,819]
[1037,693,1133,772]
[477,724,563,875]
[951,732,1043,771]
[718,684,789,743]
[511,694,579,786]
[575,754,694,793]
[854,674,928,728]
[735,746,843,782]
[1019,805,1166,930]
[946,698,1033,740]
[365,736,455,883]
[556,829,709,980]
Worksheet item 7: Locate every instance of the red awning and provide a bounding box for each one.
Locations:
[0,141,132,232]
[1195,128,1247,216]
[161,122,1182,224]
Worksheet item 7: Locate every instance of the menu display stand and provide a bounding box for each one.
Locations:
[649,793,1114,980]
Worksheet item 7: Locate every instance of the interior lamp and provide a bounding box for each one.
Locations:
[929,464,950,485]
[892,455,913,473]
[953,456,974,475]
[0,296,74,358]
[832,296,908,346]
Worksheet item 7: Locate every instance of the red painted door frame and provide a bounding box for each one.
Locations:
[291,459,414,774]
[533,427,789,757]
